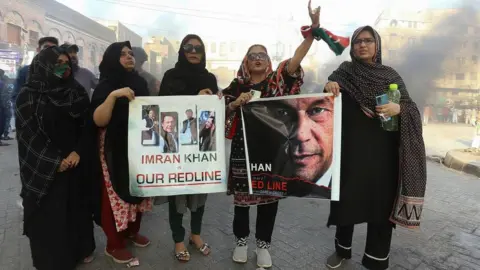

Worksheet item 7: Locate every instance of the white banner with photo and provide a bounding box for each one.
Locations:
[128,96,227,197]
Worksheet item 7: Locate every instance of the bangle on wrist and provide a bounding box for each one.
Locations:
[301,26,312,39]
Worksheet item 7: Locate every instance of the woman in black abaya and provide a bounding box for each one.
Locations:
[90,41,153,265]
[16,46,94,270]
[158,34,218,262]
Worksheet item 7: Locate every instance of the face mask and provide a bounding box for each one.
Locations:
[53,64,71,79]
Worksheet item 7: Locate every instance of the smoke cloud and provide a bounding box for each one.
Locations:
[392,1,479,107]
[318,1,479,107]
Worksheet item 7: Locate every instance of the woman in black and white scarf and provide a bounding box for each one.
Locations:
[15,46,94,270]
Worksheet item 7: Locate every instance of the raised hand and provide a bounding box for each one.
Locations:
[308,0,321,28]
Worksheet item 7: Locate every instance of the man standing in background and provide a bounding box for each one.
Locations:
[0,70,13,141]
[60,43,98,99]
[132,47,160,95]
[0,69,7,146]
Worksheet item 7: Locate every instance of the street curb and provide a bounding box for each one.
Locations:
[443,150,480,178]
[426,155,443,164]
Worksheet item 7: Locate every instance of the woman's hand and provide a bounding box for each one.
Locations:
[308,0,321,28]
[324,81,340,96]
[376,102,401,117]
[230,92,253,110]
[58,160,69,172]
[65,151,80,168]
[111,87,135,101]
[198,88,213,95]
[217,91,223,100]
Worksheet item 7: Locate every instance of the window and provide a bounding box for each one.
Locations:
[457,57,466,65]
[475,42,479,50]
[230,42,236,53]
[210,43,217,53]
[471,72,478,81]
[462,41,468,48]
[77,46,83,61]
[408,21,413,28]
[390,20,398,27]
[29,30,39,47]
[473,55,478,64]
[6,23,21,45]
[456,73,465,80]
[219,42,227,56]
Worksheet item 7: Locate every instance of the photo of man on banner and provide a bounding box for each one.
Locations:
[241,94,340,198]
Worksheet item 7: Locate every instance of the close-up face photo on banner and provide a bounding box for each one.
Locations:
[241,93,341,199]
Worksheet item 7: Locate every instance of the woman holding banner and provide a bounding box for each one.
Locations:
[324,26,426,270]
[159,34,218,262]
[222,1,324,268]
[91,41,153,266]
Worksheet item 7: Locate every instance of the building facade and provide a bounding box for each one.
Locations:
[374,8,480,106]
[95,19,142,47]
[0,0,118,77]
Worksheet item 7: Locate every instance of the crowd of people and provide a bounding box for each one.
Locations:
[423,104,480,126]
[10,2,427,270]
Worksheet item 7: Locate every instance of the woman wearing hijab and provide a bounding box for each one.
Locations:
[91,41,153,265]
[15,46,94,270]
[222,2,320,268]
[158,34,218,262]
[324,26,426,270]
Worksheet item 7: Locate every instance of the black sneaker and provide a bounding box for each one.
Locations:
[326,252,346,269]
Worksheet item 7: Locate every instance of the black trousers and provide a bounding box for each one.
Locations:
[335,223,393,270]
[233,202,278,247]
[168,197,205,243]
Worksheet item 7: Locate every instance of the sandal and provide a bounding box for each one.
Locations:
[174,250,190,262]
[189,238,211,256]
[82,255,94,264]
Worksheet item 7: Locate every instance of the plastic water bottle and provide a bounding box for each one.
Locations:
[383,84,401,131]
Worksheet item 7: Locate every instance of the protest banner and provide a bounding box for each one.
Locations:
[128,96,227,197]
[240,93,342,200]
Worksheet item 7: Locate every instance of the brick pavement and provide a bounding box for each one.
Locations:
[1,141,480,270]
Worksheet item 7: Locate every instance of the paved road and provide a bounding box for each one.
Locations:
[422,123,474,157]
[1,140,480,270]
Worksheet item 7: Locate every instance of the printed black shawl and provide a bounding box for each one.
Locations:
[90,41,149,210]
[16,46,89,204]
[328,26,426,228]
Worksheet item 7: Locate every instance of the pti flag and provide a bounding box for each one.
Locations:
[240,93,341,200]
[128,95,227,197]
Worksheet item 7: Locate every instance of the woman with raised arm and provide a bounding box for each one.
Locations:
[222,1,321,268]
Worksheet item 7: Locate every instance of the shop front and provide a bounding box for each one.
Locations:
[0,46,22,79]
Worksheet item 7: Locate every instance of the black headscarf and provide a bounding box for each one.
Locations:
[16,46,89,204]
[90,41,149,209]
[159,34,218,96]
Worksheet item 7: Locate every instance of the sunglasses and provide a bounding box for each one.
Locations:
[247,52,268,61]
[353,38,375,45]
[183,44,204,53]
